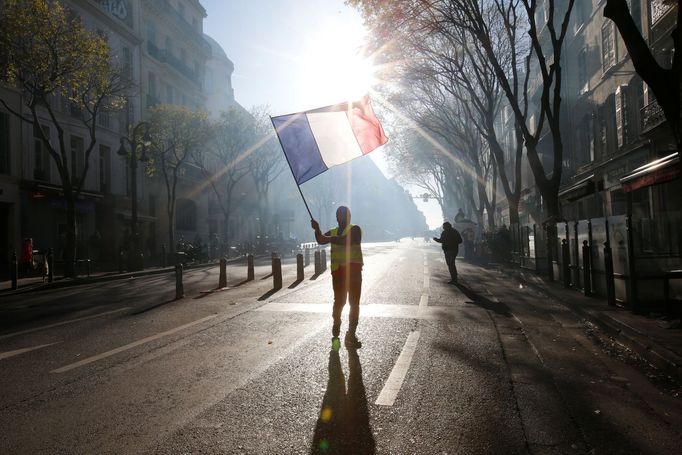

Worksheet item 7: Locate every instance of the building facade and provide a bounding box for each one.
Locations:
[0,0,144,273]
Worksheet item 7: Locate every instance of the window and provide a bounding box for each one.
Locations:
[146,21,156,46]
[122,46,133,79]
[601,21,617,72]
[615,85,629,148]
[70,135,85,184]
[98,110,110,128]
[166,83,174,104]
[165,36,172,56]
[578,47,588,95]
[574,114,595,168]
[33,124,51,181]
[0,113,10,174]
[99,145,111,193]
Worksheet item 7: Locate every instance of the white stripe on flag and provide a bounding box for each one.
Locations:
[307,111,363,168]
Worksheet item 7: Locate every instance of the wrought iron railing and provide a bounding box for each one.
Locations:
[640,99,666,133]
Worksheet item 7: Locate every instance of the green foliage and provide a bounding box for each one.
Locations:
[147,104,211,175]
[0,0,124,111]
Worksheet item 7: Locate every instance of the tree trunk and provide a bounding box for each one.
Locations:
[63,194,77,278]
[167,208,175,255]
[508,198,520,226]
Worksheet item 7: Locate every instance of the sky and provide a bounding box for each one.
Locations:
[202,0,443,229]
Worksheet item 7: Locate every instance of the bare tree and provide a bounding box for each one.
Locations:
[202,106,254,252]
[249,109,287,250]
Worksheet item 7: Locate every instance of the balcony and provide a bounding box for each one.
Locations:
[640,99,666,134]
[651,1,675,25]
[150,0,211,53]
[147,41,165,62]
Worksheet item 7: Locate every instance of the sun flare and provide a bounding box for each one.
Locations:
[298,26,377,108]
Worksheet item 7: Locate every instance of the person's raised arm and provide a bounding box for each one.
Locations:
[311,219,331,245]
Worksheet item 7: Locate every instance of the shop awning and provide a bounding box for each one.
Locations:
[559,174,596,201]
[620,152,679,193]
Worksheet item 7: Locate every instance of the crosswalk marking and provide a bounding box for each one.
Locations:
[51,315,217,374]
[375,331,421,406]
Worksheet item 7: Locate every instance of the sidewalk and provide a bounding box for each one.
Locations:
[492,263,682,380]
[0,257,249,297]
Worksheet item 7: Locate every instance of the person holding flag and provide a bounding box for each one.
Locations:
[311,206,363,350]
[272,95,387,350]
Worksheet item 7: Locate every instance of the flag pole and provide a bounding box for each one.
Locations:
[270,116,314,220]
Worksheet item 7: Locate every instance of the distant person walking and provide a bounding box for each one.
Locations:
[311,206,363,350]
[433,222,462,284]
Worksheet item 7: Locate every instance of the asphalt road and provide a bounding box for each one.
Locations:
[0,240,679,454]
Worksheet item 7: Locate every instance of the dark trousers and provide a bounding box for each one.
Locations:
[332,268,362,337]
[444,249,458,281]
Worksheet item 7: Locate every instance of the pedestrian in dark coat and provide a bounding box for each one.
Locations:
[433,222,462,284]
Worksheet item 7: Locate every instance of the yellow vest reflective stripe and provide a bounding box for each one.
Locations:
[329,224,363,272]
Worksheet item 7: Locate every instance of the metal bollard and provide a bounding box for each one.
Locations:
[247,254,254,281]
[47,248,54,283]
[161,244,167,268]
[604,241,616,306]
[561,239,570,288]
[304,248,310,267]
[175,263,184,299]
[86,259,91,278]
[314,250,321,275]
[219,257,227,288]
[273,256,282,290]
[296,253,304,281]
[582,240,591,296]
[320,249,327,271]
[10,251,18,290]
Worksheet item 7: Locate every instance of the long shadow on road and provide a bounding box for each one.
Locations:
[310,348,375,455]
[456,281,511,318]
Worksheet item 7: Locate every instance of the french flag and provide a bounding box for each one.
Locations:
[271,95,388,184]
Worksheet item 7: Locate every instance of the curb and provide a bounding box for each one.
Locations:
[494,264,682,380]
[0,257,248,297]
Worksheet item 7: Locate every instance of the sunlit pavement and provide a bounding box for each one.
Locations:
[0,239,680,454]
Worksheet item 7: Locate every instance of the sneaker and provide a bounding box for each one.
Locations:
[344,333,362,349]
[331,337,341,351]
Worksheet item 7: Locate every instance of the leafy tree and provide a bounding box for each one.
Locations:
[0,0,126,277]
[604,0,680,152]
[147,105,211,253]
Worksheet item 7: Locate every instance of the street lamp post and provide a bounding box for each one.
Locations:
[118,122,151,271]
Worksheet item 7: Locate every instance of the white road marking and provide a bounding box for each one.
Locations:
[0,342,61,361]
[51,315,217,374]
[0,308,131,340]
[423,275,429,290]
[376,331,421,406]
[418,294,429,314]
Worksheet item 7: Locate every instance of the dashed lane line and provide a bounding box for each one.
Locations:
[51,315,217,374]
[0,308,131,341]
[0,342,61,361]
[375,331,421,406]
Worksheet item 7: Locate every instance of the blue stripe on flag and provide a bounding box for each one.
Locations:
[271,114,328,184]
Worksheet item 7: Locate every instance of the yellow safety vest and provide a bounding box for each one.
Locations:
[329,224,363,272]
